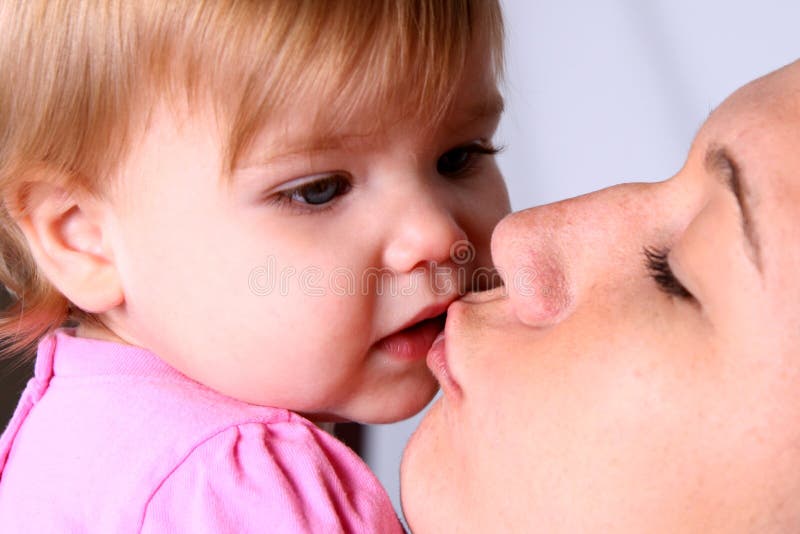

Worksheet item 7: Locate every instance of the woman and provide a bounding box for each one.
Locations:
[401,59,800,532]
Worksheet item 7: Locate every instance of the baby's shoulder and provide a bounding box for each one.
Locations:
[122,380,400,532]
[142,417,402,533]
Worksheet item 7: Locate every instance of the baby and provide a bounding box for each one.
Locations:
[0,1,509,531]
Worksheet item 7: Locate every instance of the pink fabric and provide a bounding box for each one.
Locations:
[0,330,402,533]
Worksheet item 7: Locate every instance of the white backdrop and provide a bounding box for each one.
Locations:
[365,0,800,519]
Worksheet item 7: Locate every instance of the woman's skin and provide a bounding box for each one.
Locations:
[401,59,800,533]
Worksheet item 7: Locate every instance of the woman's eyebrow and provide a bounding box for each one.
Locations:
[704,145,763,274]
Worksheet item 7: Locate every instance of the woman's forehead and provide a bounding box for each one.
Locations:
[682,62,800,292]
[710,60,800,128]
[707,63,800,178]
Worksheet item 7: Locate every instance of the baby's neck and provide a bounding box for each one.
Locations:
[75,322,130,346]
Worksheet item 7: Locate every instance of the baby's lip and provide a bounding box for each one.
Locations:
[396,300,455,334]
[372,299,455,362]
[377,314,446,362]
[458,285,507,304]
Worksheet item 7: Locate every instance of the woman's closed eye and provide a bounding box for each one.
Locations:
[437,140,501,178]
[643,247,694,300]
[272,173,353,213]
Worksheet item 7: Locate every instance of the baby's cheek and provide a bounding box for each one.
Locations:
[463,199,510,286]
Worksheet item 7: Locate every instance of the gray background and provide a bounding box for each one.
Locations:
[365,0,800,519]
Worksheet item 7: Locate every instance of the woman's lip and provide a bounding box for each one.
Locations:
[377,315,445,361]
[426,328,461,397]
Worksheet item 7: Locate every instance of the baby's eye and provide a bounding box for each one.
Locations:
[437,141,500,177]
[279,174,352,206]
[643,247,694,300]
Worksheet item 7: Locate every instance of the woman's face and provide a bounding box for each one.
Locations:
[401,60,800,533]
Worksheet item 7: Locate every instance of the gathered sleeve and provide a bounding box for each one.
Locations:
[140,421,403,534]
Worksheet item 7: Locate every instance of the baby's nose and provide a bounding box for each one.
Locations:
[382,196,468,274]
[490,209,572,327]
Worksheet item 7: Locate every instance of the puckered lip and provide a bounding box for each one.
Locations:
[425,302,462,398]
[425,289,506,397]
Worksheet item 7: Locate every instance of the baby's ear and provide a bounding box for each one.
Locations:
[8,178,124,313]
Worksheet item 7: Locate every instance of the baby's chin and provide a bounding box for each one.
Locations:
[301,372,440,425]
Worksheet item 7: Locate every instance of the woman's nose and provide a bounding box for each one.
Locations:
[491,182,659,327]
[382,194,468,274]
[490,206,573,327]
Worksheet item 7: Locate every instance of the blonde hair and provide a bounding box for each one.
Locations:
[0,0,504,359]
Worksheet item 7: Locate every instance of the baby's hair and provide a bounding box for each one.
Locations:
[0,0,504,360]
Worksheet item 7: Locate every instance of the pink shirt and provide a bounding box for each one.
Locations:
[0,330,402,533]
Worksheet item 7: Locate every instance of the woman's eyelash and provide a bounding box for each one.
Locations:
[643,246,693,299]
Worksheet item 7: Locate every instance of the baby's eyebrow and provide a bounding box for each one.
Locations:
[237,133,373,171]
[705,145,763,275]
[470,93,505,120]
[440,92,504,135]
[459,93,505,124]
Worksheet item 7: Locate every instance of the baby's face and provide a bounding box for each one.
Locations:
[94,57,509,422]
